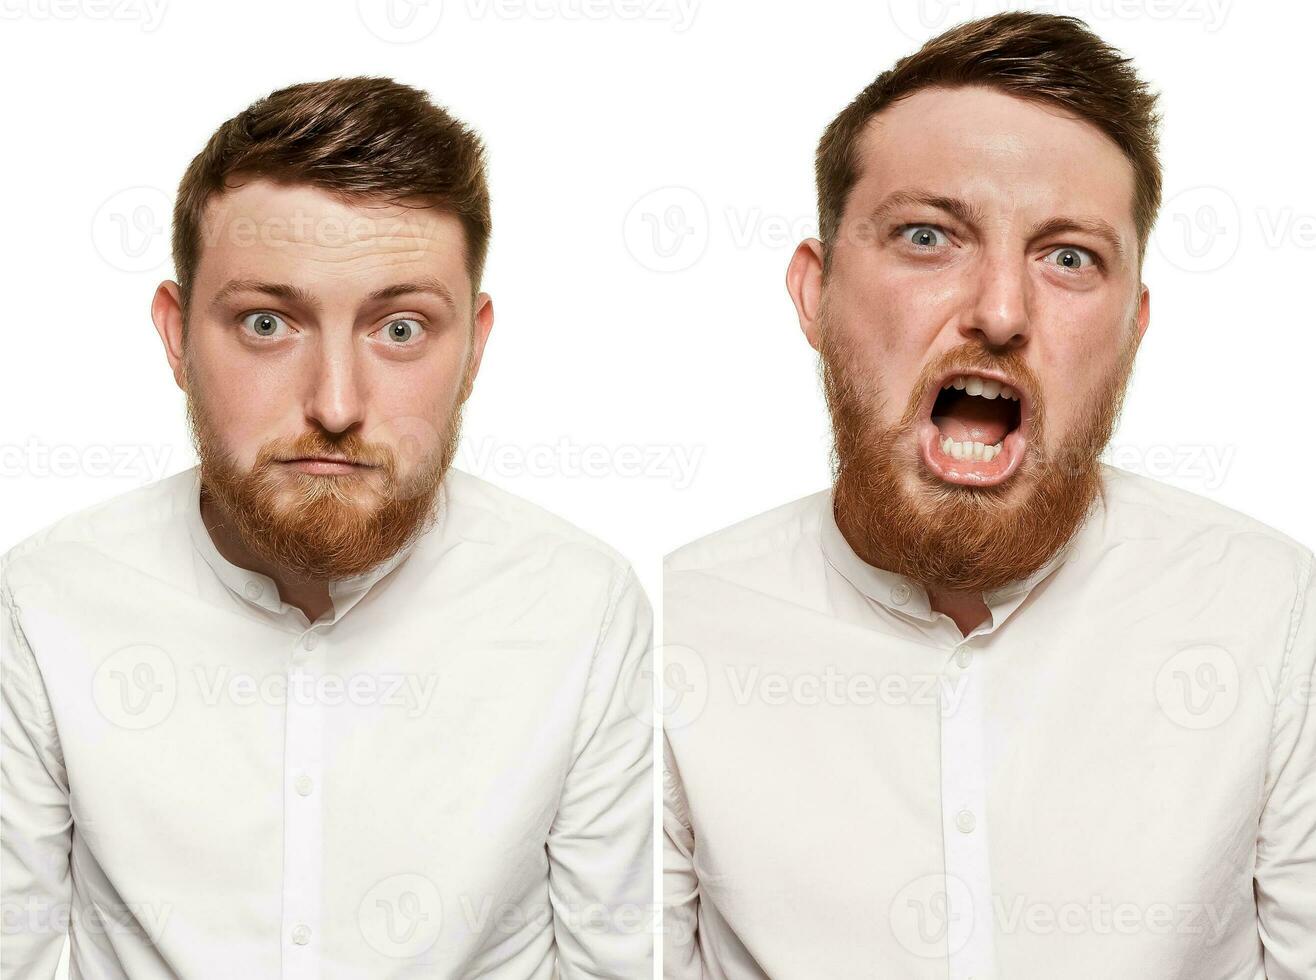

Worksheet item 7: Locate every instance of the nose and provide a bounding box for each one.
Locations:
[960,247,1031,352]
[305,332,366,436]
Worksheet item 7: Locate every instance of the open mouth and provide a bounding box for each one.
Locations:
[916,370,1031,487]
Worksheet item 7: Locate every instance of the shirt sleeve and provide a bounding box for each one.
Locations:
[1,581,72,978]
[546,564,654,979]
[662,732,702,979]
[1255,548,1316,979]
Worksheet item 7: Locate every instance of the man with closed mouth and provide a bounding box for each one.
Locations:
[2,76,653,979]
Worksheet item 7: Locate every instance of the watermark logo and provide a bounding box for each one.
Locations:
[359,873,444,957]
[653,643,708,729]
[92,643,176,729]
[1154,644,1239,729]
[889,0,977,42]
[1154,186,1240,273]
[889,873,974,958]
[91,186,171,273]
[623,186,709,273]
[357,0,444,42]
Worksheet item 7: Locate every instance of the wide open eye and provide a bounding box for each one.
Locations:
[900,225,946,249]
[379,318,425,345]
[1045,245,1097,271]
[242,311,290,338]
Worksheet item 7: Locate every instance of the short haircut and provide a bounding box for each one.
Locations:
[816,11,1162,273]
[172,75,491,319]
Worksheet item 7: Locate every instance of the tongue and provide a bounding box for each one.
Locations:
[932,397,1011,445]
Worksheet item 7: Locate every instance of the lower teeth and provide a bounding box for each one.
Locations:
[940,436,1004,462]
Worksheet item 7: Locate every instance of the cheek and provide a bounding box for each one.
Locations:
[190,355,289,467]
[363,354,470,460]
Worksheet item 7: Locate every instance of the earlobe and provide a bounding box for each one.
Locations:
[787,239,826,351]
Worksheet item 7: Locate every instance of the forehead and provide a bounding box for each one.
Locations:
[849,85,1136,240]
[193,178,468,298]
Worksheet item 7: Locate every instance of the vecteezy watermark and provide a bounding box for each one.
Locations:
[1,897,174,942]
[91,185,172,273]
[358,873,444,958]
[0,0,169,31]
[1154,186,1241,274]
[1154,644,1239,730]
[193,666,440,719]
[623,186,710,273]
[461,436,702,489]
[357,0,697,41]
[1154,185,1316,274]
[357,0,445,42]
[462,0,698,30]
[0,439,174,483]
[889,872,975,958]
[1256,661,1316,709]
[652,643,709,730]
[992,894,1240,942]
[724,664,970,716]
[724,206,818,252]
[92,643,178,730]
[1100,441,1235,491]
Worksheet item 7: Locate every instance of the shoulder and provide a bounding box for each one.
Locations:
[1099,463,1311,566]
[440,467,635,591]
[1,468,196,595]
[665,490,830,579]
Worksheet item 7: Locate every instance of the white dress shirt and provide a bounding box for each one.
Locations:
[662,464,1315,979]
[1,465,653,979]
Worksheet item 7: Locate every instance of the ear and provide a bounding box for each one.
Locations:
[460,291,495,402]
[1134,282,1150,347]
[787,238,826,351]
[152,280,188,391]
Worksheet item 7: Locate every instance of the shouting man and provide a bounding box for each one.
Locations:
[663,13,1314,979]
[2,77,652,978]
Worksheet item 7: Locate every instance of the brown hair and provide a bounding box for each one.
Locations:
[815,11,1162,273]
[172,75,491,320]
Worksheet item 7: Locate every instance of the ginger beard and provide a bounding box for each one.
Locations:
[821,303,1140,594]
[183,356,469,584]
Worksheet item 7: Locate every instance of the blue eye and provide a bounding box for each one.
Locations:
[380,319,425,344]
[242,312,290,338]
[1046,245,1097,271]
[900,225,945,249]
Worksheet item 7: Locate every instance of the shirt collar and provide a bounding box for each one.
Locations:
[184,465,436,619]
[818,489,1081,627]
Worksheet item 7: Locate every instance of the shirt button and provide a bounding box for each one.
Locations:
[244,581,263,600]
[302,632,319,651]
[955,809,977,833]
[291,924,311,945]
[295,774,314,797]
[956,648,973,669]
[891,583,912,605]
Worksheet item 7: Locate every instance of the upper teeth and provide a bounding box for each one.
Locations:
[943,375,1018,400]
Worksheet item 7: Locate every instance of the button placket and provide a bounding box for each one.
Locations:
[281,630,325,976]
[939,642,997,979]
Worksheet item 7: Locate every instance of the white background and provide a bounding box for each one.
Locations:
[2,0,1313,975]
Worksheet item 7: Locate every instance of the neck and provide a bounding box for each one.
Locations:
[200,492,334,624]
[925,584,990,638]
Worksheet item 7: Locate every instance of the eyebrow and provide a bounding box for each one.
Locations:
[867,189,1127,261]
[209,275,458,314]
